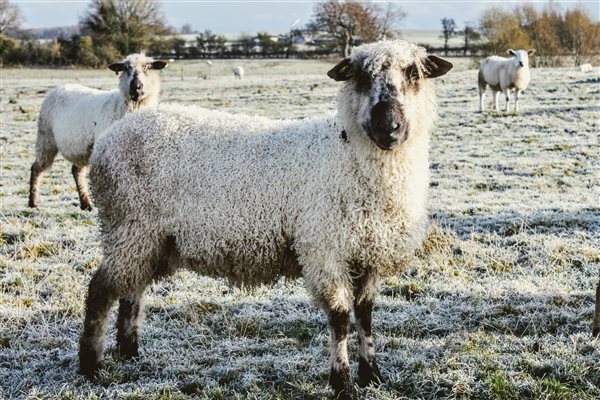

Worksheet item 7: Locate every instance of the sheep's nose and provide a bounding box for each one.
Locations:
[129,79,143,99]
[518,61,524,67]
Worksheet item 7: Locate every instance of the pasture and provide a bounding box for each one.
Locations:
[1,58,599,399]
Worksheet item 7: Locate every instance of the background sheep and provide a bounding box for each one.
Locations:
[478,49,535,113]
[579,63,593,73]
[80,40,451,400]
[28,53,167,210]
[232,65,245,79]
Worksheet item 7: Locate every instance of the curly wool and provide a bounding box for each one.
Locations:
[90,41,437,307]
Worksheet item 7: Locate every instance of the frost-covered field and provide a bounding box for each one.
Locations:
[1,58,599,399]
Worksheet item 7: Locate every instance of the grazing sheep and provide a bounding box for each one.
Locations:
[478,49,535,113]
[80,40,452,399]
[579,63,593,73]
[28,53,168,210]
[232,65,245,79]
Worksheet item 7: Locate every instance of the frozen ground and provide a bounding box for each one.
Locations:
[1,58,599,399]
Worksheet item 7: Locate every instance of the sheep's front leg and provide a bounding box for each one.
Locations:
[353,272,382,387]
[593,280,600,337]
[503,89,511,112]
[327,307,355,400]
[71,165,92,210]
[493,91,500,112]
[514,90,521,113]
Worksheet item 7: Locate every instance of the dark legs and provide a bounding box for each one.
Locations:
[79,265,120,378]
[353,273,382,388]
[593,280,600,337]
[327,308,355,399]
[29,150,57,208]
[116,290,145,358]
[71,164,92,210]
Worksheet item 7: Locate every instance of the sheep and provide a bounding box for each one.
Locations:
[28,53,168,210]
[478,49,535,113]
[232,65,245,79]
[79,40,452,400]
[579,63,593,73]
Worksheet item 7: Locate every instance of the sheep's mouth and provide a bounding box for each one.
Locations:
[130,92,143,101]
[366,127,407,151]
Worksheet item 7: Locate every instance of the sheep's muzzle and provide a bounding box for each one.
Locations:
[129,76,144,101]
[367,100,408,150]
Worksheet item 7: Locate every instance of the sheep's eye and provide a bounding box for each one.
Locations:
[144,64,151,71]
[355,69,373,90]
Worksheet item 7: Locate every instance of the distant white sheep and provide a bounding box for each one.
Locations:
[28,54,168,210]
[579,63,593,73]
[232,65,245,79]
[478,49,535,113]
[79,40,452,400]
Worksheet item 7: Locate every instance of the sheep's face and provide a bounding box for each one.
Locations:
[328,41,452,151]
[109,55,168,102]
[508,49,535,68]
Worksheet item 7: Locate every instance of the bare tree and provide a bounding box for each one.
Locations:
[460,21,480,56]
[307,0,405,57]
[0,0,25,36]
[373,2,406,40]
[440,17,457,56]
[563,7,599,66]
[81,0,169,56]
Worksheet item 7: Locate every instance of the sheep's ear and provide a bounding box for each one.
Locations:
[108,62,126,75]
[424,55,453,78]
[527,49,536,55]
[327,58,353,81]
[150,60,168,70]
[507,49,516,56]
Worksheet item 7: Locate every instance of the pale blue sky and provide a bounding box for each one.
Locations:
[14,1,600,32]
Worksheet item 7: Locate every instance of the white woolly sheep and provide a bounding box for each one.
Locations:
[232,65,245,79]
[79,40,452,400]
[28,53,168,210]
[478,49,535,113]
[579,63,593,73]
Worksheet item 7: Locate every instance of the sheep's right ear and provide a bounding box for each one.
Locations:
[150,61,168,70]
[108,62,126,75]
[507,49,516,56]
[527,49,536,55]
[327,58,353,81]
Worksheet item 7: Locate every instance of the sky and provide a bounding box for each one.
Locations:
[14,0,600,33]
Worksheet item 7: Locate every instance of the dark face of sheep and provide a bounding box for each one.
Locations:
[328,50,452,150]
[109,57,168,102]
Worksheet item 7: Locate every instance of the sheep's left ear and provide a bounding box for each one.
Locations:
[327,58,353,81]
[527,49,536,55]
[108,62,126,75]
[424,55,453,78]
[150,60,168,70]
[507,49,516,56]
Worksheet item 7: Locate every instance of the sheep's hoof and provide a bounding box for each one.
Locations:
[117,341,139,359]
[28,200,38,208]
[80,199,93,211]
[357,357,383,388]
[329,366,357,400]
[79,347,101,380]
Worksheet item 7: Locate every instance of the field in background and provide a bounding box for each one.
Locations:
[1,59,599,399]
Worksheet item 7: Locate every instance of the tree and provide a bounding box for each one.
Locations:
[460,21,480,55]
[196,30,226,57]
[0,0,24,36]
[373,2,406,40]
[563,7,599,66]
[81,0,169,57]
[479,7,530,55]
[440,18,457,56]
[307,0,405,57]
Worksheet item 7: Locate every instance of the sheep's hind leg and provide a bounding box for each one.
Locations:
[353,272,382,387]
[515,90,521,113]
[72,165,92,211]
[593,280,600,337]
[79,262,120,378]
[116,290,145,359]
[29,141,58,208]
[493,91,500,112]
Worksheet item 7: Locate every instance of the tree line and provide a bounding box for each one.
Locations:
[1,0,598,67]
